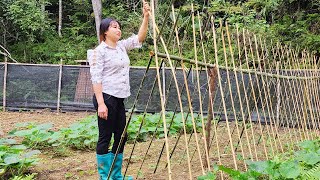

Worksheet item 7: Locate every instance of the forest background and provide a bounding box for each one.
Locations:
[0,0,319,66]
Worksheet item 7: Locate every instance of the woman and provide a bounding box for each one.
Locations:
[89,2,150,179]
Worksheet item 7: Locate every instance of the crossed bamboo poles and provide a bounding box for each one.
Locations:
[107,1,320,180]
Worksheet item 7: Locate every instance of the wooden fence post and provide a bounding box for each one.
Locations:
[57,59,63,112]
[3,56,7,111]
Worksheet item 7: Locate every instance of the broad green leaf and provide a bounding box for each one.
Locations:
[36,123,53,130]
[218,165,241,177]
[247,160,270,174]
[197,171,216,180]
[299,140,316,151]
[48,132,62,143]
[0,151,6,157]
[4,156,19,165]
[22,150,41,158]
[15,122,33,128]
[297,152,320,165]
[37,132,52,142]
[11,145,27,150]
[279,161,300,179]
[0,139,16,145]
[147,127,156,132]
[84,139,92,145]
[69,133,80,139]
[14,129,33,136]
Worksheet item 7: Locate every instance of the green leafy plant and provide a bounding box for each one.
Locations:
[127,112,203,142]
[9,173,37,180]
[9,122,55,149]
[197,171,216,180]
[212,139,320,180]
[0,138,40,179]
[58,116,98,150]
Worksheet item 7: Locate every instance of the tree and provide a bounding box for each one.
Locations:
[58,0,62,37]
[91,0,102,43]
[4,0,51,41]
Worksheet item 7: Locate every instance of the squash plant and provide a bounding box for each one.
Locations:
[0,138,40,178]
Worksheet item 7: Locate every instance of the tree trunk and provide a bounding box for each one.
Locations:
[204,67,217,168]
[91,0,102,44]
[58,0,62,37]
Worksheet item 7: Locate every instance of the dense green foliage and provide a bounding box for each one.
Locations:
[198,138,320,180]
[8,113,203,151]
[0,0,319,65]
[0,138,40,179]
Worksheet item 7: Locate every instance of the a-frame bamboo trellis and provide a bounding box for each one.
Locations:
[107,1,320,180]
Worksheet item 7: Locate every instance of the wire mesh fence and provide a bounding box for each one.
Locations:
[1,62,318,129]
[0,63,249,112]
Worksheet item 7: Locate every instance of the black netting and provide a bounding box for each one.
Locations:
[128,68,212,113]
[1,62,318,128]
[6,64,59,110]
[60,66,93,111]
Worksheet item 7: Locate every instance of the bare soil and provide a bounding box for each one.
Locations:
[0,111,308,180]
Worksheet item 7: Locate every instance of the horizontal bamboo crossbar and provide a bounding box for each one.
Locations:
[155,52,320,80]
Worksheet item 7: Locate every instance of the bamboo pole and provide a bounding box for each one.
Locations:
[248,32,276,157]
[262,41,285,152]
[124,56,155,177]
[255,36,281,155]
[3,56,7,111]
[193,8,210,171]
[291,50,310,140]
[147,4,196,178]
[211,17,238,170]
[275,45,297,145]
[155,53,320,80]
[227,24,255,163]
[288,48,310,140]
[162,4,206,174]
[276,64,281,128]
[220,22,247,168]
[305,52,319,134]
[281,45,304,143]
[285,46,308,140]
[140,8,193,176]
[242,29,269,160]
[235,26,259,161]
[301,52,317,137]
[169,4,193,178]
[311,55,320,134]
[271,44,302,144]
[149,1,172,178]
[57,59,63,112]
[151,4,209,177]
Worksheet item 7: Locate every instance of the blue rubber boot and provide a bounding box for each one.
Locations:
[96,153,113,180]
[110,153,133,180]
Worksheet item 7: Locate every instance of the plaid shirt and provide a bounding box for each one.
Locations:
[89,35,142,98]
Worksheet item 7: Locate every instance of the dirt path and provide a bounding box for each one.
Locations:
[0,111,94,135]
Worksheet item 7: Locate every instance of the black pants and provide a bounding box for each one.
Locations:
[93,93,128,155]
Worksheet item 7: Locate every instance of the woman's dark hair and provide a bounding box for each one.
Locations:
[99,18,121,43]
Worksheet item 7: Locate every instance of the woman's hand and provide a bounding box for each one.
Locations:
[142,0,150,18]
[98,103,108,120]
[138,0,150,43]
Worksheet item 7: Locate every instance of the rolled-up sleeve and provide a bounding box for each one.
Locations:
[89,49,104,84]
[119,34,142,51]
